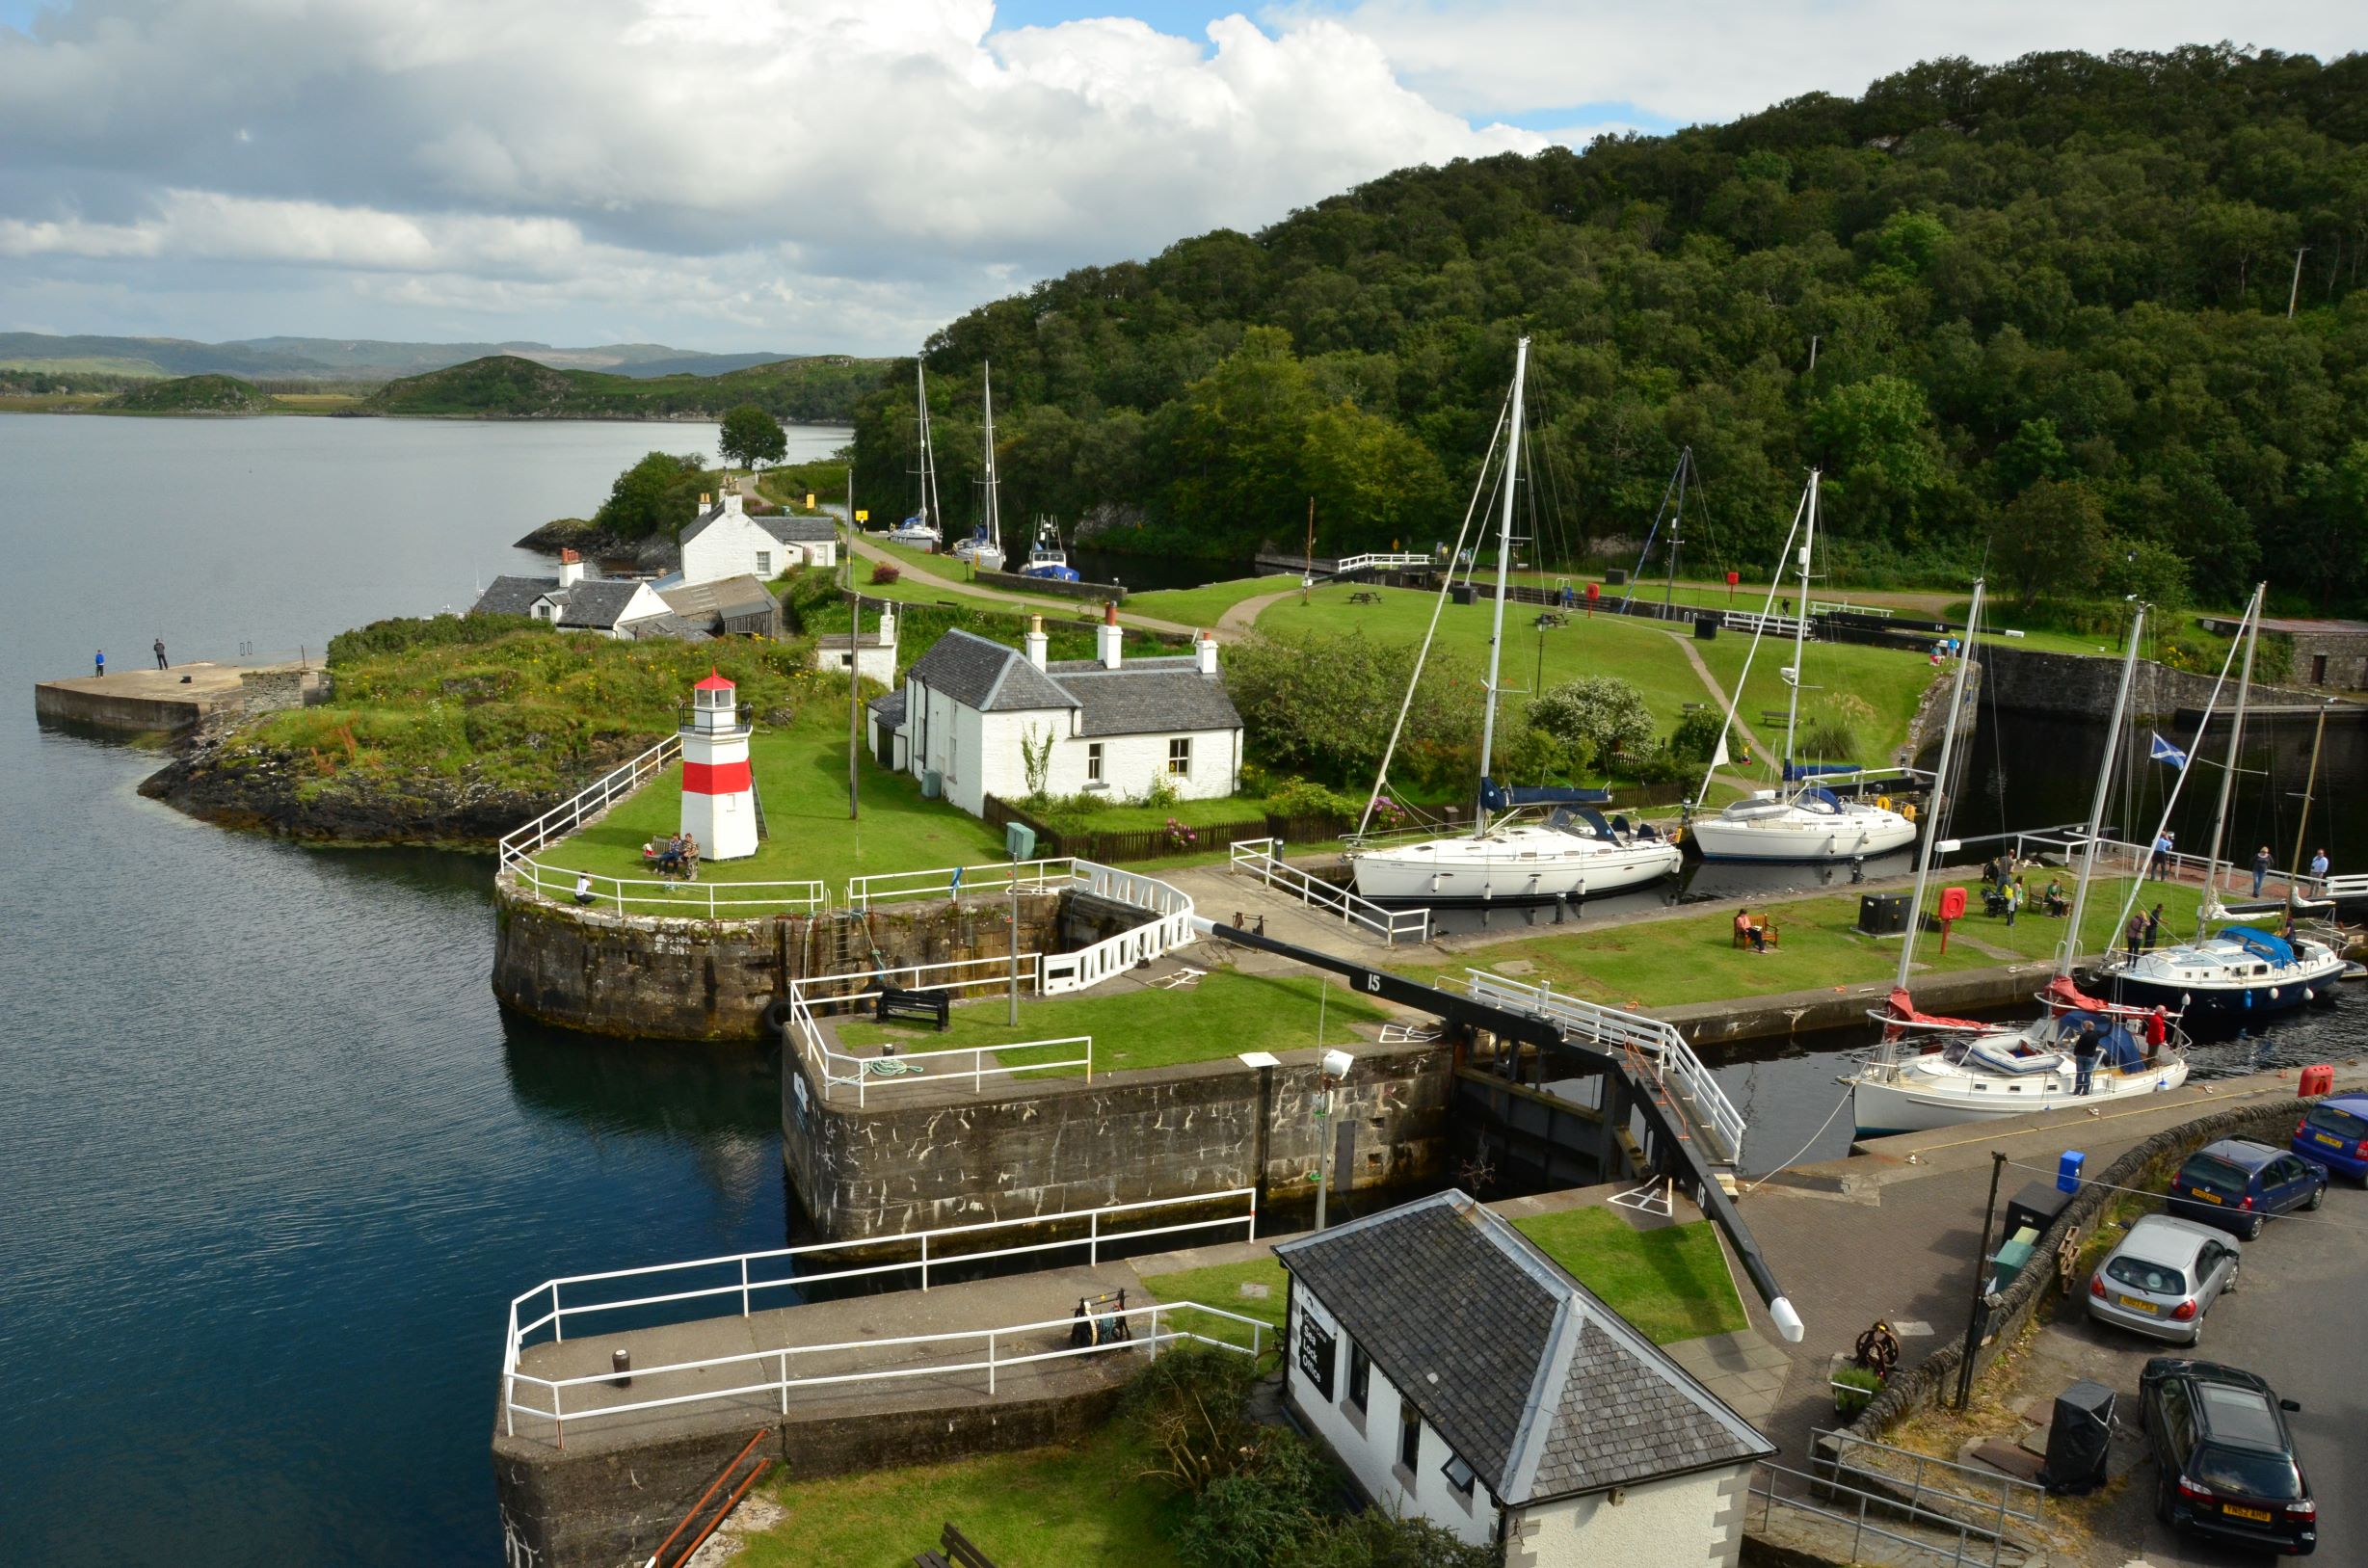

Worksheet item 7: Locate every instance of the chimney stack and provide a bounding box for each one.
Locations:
[1196,628,1218,677]
[724,492,744,517]
[1098,601,1123,670]
[557,547,585,588]
[1024,614,1049,671]
[699,493,710,509]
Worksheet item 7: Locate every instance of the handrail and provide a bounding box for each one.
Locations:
[1040,861,1200,994]
[1229,838,1431,945]
[498,734,679,864]
[1466,969,1747,1165]
[504,1299,1267,1445]
[510,857,827,917]
[845,857,1077,908]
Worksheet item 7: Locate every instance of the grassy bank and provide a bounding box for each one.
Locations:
[1127,574,1299,627]
[1407,877,2206,1011]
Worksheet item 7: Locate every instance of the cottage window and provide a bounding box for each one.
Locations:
[1398,1406,1422,1472]
[1442,1453,1477,1496]
[1347,1342,1370,1413]
[757,550,773,575]
[1167,737,1192,777]
[1087,742,1104,784]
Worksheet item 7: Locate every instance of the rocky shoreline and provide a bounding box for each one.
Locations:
[511,517,681,573]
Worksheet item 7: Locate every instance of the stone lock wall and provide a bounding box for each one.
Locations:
[782,1033,1455,1239]
[1981,643,2324,720]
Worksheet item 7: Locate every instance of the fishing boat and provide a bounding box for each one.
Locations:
[1019,518,1079,582]
[1846,591,2192,1133]
[1688,470,1918,863]
[951,363,1008,571]
[888,361,944,549]
[2089,586,2346,1025]
[1349,337,1683,904]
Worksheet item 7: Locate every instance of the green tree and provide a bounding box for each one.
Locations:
[1162,327,1317,544]
[594,451,708,540]
[1302,403,1450,552]
[1991,478,2110,605]
[718,404,786,470]
[1527,677,1658,771]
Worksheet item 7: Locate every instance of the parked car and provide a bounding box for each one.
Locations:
[2138,1358,2316,1555]
[2292,1093,2368,1183]
[2165,1139,2328,1239]
[2085,1215,2240,1343]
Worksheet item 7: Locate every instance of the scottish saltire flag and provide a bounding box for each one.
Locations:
[2149,732,2189,768]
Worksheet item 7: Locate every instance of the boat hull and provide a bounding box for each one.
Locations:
[1690,810,1917,863]
[1352,840,1680,903]
[2078,968,2342,1029]
[1851,1056,2191,1135]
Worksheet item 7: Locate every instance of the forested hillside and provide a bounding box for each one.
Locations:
[364,353,884,423]
[853,46,2368,610]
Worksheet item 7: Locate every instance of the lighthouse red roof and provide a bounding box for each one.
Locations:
[693,667,735,691]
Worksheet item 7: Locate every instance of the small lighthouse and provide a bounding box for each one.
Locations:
[680,668,758,861]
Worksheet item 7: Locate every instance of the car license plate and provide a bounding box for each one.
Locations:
[2317,1133,2344,1148]
[2191,1188,2222,1204]
[2115,1293,2160,1314]
[2224,1504,2272,1523]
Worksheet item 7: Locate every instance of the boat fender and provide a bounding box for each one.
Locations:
[760,997,795,1037]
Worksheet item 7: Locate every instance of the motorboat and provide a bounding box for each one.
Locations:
[951,362,1007,571]
[1019,518,1079,582]
[1349,336,1681,904]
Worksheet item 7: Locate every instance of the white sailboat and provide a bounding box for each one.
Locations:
[952,362,1008,571]
[1688,470,1918,863]
[888,361,944,549]
[1847,592,2192,1135]
[1350,337,1683,903]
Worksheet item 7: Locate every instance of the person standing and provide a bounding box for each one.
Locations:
[2149,832,2172,878]
[2309,847,2330,887]
[2124,911,2145,960]
[2005,877,2022,927]
[2072,1021,2100,1097]
[93,648,105,678]
[153,636,169,671]
[2144,902,2165,950]
[2144,1005,2168,1066]
[2251,845,2274,898]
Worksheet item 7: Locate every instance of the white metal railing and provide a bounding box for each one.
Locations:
[787,971,1091,1106]
[498,734,679,864]
[1807,598,1896,620]
[1332,551,1433,574]
[1041,860,1199,995]
[845,857,1078,908]
[503,1297,1267,1447]
[511,857,827,917]
[1229,838,1431,945]
[2323,873,2368,900]
[1718,608,1809,639]
[1466,969,1747,1165]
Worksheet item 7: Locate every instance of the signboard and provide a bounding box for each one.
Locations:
[855,509,869,522]
[1296,1311,1337,1399]
[805,492,816,509]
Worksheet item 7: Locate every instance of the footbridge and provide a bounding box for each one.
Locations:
[1252,549,1437,581]
[1189,915,1803,1342]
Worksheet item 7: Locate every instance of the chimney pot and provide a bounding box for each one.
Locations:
[1196,628,1218,677]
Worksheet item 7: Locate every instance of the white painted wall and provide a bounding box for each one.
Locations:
[1511,1467,1745,1568]
[678,726,758,860]
[599,580,671,637]
[1286,1290,1503,1549]
[903,672,1242,821]
[813,641,897,686]
[681,500,786,587]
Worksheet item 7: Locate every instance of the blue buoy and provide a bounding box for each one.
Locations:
[2057,1151,2086,1194]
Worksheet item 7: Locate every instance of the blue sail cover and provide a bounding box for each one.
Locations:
[1480,777,1612,811]
[1782,761,1862,782]
[2225,927,2296,965]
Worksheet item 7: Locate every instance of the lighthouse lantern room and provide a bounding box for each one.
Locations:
[680,669,758,860]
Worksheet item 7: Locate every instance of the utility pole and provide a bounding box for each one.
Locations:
[1956,1152,2008,1411]
[1301,496,1316,606]
[2288,247,2310,319]
[847,463,860,820]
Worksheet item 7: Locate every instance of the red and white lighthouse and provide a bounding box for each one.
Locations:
[680,668,758,861]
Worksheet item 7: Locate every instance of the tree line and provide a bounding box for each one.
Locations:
[844,44,2368,612]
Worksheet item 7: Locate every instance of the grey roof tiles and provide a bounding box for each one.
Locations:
[905,629,1238,735]
[470,575,558,617]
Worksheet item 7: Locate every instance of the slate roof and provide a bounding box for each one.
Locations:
[1274,1190,1770,1506]
[868,691,907,731]
[658,575,778,623]
[906,630,1239,734]
[552,578,654,630]
[624,613,711,642]
[758,516,839,544]
[471,574,559,617]
[678,498,737,544]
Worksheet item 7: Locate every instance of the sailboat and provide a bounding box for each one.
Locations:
[2091,585,2346,1026]
[1847,591,2192,1135]
[1019,517,1079,582]
[1687,470,1919,863]
[888,361,945,549]
[1350,337,1684,904]
[952,363,1008,571]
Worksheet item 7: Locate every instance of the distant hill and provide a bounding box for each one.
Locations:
[104,374,277,414]
[361,354,886,423]
[0,332,802,382]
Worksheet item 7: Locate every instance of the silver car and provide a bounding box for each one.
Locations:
[2085,1215,2241,1344]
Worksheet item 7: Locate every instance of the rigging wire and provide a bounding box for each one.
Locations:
[1743,1088,1856,1194]
[1693,481,1813,803]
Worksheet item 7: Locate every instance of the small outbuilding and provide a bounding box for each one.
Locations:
[657,574,785,639]
[812,604,897,686]
[1275,1190,1773,1566]
[468,551,671,640]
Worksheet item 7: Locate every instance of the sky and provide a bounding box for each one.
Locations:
[0,2,2358,357]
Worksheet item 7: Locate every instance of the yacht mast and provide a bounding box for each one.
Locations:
[1475,335,1530,837]
[2196,583,2265,931]
[913,361,939,529]
[2059,605,2145,978]
[1782,470,1819,778]
[1893,580,1983,994]
[980,361,1000,553]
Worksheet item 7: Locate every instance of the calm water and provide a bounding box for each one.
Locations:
[0,414,840,1565]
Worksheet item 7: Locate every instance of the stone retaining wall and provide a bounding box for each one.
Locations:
[1982,643,2325,720]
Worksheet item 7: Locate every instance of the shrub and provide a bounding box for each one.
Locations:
[1667,708,1727,767]
[1832,1365,1883,1418]
[1281,1511,1505,1568]
[1175,1436,1333,1568]
[1528,676,1656,768]
[1136,774,1183,810]
[869,561,901,585]
[1264,776,1360,821]
[326,613,541,668]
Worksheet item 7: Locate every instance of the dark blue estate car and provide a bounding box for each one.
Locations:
[2292,1094,2368,1183]
[2167,1139,2328,1240]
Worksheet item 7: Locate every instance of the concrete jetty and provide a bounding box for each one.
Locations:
[32,658,320,734]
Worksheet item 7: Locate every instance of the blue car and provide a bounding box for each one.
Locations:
[2166,1139,2328,1240]
[2292,1094,2368,1183]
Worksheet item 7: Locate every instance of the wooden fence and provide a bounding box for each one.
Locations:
[982,796,1352,864]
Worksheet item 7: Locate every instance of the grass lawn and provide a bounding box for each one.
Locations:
[531,704,1007,906]
[1127,574,1300,627]
[1694,628,1942,768]
[1138,1257,1288,1354]
[739,1423,1185,1568]
[838,968,1391,1076]
[1510,1209,1747,1344]
[1406,877,2205,1012]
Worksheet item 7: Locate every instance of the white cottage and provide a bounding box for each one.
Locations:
[889,609,1240,818]
[813,604,898,686]
[1275,1191,1773,1567]
[679,493,838,586]
[469,552,672,639]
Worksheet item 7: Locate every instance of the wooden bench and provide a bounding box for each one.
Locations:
[914,1522,998,1568]
[1731,918,1781,951]
[875,986,950,1031]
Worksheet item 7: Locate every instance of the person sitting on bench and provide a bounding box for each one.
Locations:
[1734,909,1769,952]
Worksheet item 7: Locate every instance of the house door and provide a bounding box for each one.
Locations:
[2311,653,2328,684]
